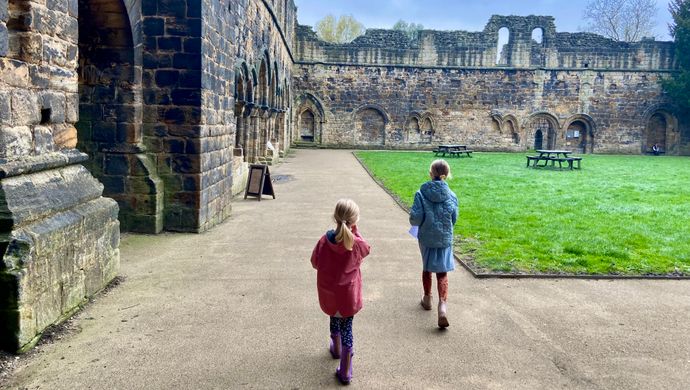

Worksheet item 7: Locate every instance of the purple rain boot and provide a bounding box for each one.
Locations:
[335,346,354,385]
[329,333,341,359]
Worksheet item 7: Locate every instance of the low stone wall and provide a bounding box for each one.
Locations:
[0,151,119,353]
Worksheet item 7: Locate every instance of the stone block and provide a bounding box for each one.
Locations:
[15,32,43,64]
[0,1,7,22]
[52,123,77,149]
[155,69,180,87]
[186,2,201,18]
[142,1,157,16]
[166,18,202,37]
[0,126,32,159]
[171,88,201,106]
[46,0,68,15]
[0,23,7,57]
[183,37,201,54]
[91,122,117,142]
[65,93,78,123]
[68,0,77,17]
[143,17,164,36]
[179,70,201,88]
[48,66,77,93]
[39,92,66,124]
[0,58,30,89]
[0,90,10,125]
[163,107,186,124]
[158,0,187,17]
[104,154,129,175]
[33,125,54,154]
[157,36,181,51]
[99,175,125,194]
[173,53,201,70]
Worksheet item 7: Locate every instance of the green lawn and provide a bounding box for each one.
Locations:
[355,151,690,276]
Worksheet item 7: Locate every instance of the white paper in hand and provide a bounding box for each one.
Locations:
[408,225,419,238]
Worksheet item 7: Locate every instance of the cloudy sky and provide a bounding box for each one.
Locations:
[293,0,674,41]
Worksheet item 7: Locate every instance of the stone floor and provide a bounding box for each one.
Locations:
[2,149,689,389]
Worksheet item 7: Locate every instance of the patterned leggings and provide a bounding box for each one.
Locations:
[423,271,448,301]
[329,316,354,348]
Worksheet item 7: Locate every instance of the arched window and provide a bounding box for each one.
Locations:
[531,28,543,45]
[258,61,268,106]
[647,113,668,152]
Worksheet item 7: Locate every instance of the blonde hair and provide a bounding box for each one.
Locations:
[333,198,360,251]
[430,159,451,180]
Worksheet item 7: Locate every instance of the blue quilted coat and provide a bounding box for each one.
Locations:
[409,180,458,248]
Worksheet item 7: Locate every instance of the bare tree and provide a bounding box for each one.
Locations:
[582,0,658,41]
[315,14,364,44]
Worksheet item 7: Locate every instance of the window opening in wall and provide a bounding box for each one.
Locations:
[531,28,543,45]
[496,27,510,65]
[40,108,51,125]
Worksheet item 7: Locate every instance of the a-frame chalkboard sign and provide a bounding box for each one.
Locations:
[244,164,275,201]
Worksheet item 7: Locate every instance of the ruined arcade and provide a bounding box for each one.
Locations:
[0,0,688,353]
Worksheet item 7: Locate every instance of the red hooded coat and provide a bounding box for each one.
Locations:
[311,229,370,317]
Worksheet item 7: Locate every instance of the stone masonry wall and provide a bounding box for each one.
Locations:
[141,0,205,232]
[296,16,675,71]
[229,0,295,179]
[294,15,688,155]
[294,64,675,154]
[0,0,119,352]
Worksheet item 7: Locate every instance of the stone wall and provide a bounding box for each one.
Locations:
[0,0,119,352]
[294,64,683,154]
[296,16,676,71]
[293,16,689,155]
[230,0,296,171]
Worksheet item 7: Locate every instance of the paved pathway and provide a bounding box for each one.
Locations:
[2,149,689,389]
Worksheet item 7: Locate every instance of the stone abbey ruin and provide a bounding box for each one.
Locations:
[0,0,688,352]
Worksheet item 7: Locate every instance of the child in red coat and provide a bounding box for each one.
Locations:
[311,199,370,385]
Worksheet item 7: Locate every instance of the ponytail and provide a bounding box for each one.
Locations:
[335,221,355,251]
[430,159,451,181]
[332,199,360,251]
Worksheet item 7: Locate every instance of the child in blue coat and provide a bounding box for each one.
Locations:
[409,159,458,328]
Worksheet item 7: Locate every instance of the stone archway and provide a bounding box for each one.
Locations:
[299,109,316,142]
[647,113,668,152]
[77,0,163,233]
[564,115,596,154]
[355,106,387,146]
[528,113,559,150]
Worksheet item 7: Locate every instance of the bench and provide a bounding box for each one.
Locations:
[564,156,582,170]
[448,149,473,157]
[527,155,582,169]
[526,155,541,167]
[645,149,665,155]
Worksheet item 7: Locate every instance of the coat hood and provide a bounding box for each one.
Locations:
[325,229,350,254]
[420,180,452,203]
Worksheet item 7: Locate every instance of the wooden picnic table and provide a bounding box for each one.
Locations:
[526,150,582,170]
[434,144,473,157]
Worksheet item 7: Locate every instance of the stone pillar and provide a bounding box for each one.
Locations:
[0,0,120,352]
[0,151,120,353]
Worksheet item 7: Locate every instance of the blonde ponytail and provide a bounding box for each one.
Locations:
[335,221,355,251]
[333,199,360,251]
